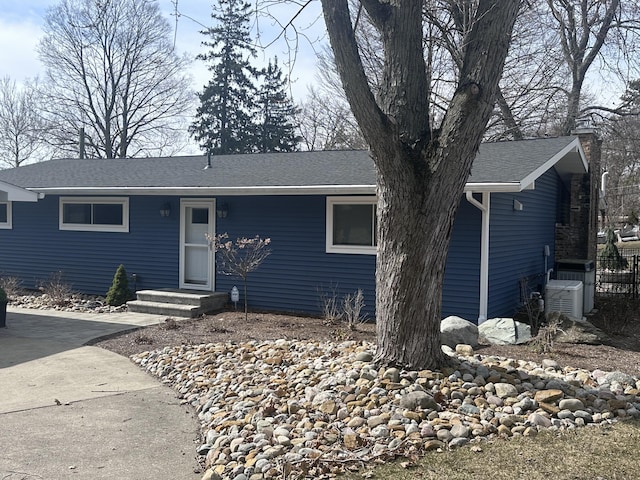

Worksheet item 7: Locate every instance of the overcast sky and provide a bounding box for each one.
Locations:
[0,0,326,101]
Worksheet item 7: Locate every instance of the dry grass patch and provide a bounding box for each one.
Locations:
[343,420,640,480]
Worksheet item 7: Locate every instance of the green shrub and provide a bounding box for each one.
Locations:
[106,264,132,306]
[599,227,628,270]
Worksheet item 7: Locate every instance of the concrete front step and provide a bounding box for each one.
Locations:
[127,289,228,318]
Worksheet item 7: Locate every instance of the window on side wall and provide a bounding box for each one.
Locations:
[0,202,11,229]
[59,197,129,232]
[326,196,377,254]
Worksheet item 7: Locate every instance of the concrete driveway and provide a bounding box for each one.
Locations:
[0,307,203,479]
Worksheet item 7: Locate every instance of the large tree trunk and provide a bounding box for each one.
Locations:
[321,0,520,370]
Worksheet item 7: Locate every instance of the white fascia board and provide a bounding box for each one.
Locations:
[28,185,377,196]
[0,181,40,202]
[519,137,587,188]
[464,182,524,193]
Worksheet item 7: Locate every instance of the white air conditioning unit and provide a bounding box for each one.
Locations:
[545,280,583,319]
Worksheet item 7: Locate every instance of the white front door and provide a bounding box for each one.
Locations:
[180,199,215,290]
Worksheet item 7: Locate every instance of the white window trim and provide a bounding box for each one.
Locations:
[59,197,129,232]
[326,196,377,255]
[0,201,11,229]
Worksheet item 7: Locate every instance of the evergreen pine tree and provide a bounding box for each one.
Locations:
[106,264,132,306]
[256,58,300,153]
[190,0,259,154]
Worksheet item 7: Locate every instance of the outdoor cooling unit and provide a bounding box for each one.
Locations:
[545,279,584,320]
[556,259,595,314]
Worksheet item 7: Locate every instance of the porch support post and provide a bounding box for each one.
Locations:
[465,191,491,323]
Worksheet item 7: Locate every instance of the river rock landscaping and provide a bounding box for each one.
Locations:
[131,338,640,480]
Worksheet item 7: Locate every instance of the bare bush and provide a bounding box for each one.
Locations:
[529,316,564,354]
[318,285,342,325]
[37,271,74,307]
[0,275,24,300]
[343,289,366,330]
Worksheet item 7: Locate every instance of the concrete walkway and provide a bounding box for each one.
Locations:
[0,307,203,479]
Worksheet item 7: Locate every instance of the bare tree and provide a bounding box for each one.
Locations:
[320,0,520,369]
[494,0,640,138]
[0,77,50,168]
[297,86,366,150]
[38,0,195,159]
[208,233,272,321]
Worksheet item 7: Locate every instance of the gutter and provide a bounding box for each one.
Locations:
[465,191,490,324]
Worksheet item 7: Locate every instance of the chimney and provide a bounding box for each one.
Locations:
[571,121,602,264]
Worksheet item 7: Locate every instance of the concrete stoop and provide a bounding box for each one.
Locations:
[127,289,228,318]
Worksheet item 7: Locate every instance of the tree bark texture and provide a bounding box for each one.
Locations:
[321,0,520,369]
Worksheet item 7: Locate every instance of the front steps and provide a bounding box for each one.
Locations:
[127,289,228,318]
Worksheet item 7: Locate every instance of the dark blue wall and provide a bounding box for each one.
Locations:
[442,199,482,320]
[215,195,377,318]
[0,176,562,321]
[487,169,561,318]
[0,195,181,294]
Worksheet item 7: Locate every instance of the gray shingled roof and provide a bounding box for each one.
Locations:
[0,136,586,194]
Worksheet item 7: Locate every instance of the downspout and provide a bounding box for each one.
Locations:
[465,191,490,324]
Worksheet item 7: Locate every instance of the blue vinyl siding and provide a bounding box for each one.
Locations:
[0,195,181,294]
[487,169,561,318]
[442,199,482,320]
[0,176,561,321]
[214,195,376,317]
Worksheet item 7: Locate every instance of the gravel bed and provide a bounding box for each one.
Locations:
[9,293,127,314]
[131,340,640,480]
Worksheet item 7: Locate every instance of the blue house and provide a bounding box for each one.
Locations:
[0,136,590,322]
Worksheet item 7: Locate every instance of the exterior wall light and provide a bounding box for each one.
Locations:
[217,203,229,219]
[160,202,171,217]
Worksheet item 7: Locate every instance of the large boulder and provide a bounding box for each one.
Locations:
[440,316,478,348]
[479,317,532,345]
[547,311,608,345]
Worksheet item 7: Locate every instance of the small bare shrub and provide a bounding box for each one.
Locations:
[133,333,153,345]
[163,317,179,330]
[343,289,366,330]
[318,285,342,325]
[319,286,367,329]
[0,276,24,300]
[529,316,564,353]
[37,271,74,306]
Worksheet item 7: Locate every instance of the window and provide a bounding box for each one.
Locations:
[0,202,11,229]
[326,196,377,254]
[59,197,129,232]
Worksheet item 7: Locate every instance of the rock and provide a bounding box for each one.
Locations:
[440,316,479,348]
[450,424,470,438]
[534,389,564,404]
[478,317,531,345]
[604,371,636,386]
[558,398,584,412]
[201,469,221,480]
[455,344,474,356]
[399,391,438,410]
[527,412,551,428]
[494,382,518,398]
[424,440,444,451]
[355,352,373,362]
[383,368,401,383]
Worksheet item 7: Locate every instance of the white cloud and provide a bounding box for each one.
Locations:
[0,18,43,83]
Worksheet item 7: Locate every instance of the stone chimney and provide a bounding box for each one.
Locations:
[554,123,602,264]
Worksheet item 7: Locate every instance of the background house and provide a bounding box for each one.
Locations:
[0,136,590,322]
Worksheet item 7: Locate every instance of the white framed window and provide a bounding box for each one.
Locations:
[326,196,377,254]
[59,197,129,232]
[0,201,11,229]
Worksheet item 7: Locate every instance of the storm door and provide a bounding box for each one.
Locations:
[180,199,215,290]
